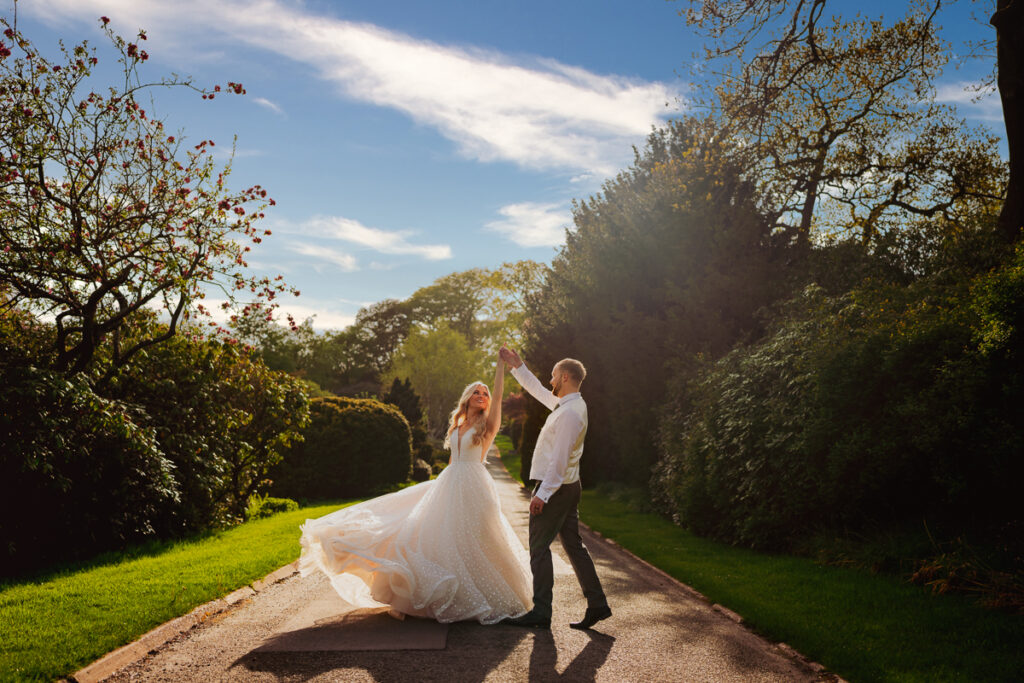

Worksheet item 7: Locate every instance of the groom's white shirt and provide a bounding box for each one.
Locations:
[510,364,587,503]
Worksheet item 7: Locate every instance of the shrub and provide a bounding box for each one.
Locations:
[0,304,310,575]
[0,365,177,575]
[245,494,299,520]
[270,397,412,500]
[412,458,432,482]
[654,244,1024,553]
[109,325,310,532]
[415,442,435,464]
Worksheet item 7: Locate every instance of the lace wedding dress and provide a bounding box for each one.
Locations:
[298,426,532,624]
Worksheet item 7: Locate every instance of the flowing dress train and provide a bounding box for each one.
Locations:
[298,426,532,624]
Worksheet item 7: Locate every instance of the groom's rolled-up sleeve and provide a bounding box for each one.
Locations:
[536,410,584,502]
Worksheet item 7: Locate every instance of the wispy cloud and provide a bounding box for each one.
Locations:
[25,0,678,176]
[486,202,572,248]
[253,96,284,116]
[287,242,359,271]
[202,297,357,331]
[935,80,1004,122]
[301,215,453,260]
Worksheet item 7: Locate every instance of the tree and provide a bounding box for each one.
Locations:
[345,298,412,376]
[680,1,1006,250]
[0,14,295,381]
[383,323,488,436]
[381,376,424,427]
[408,269,489,345]
[522,118,781,484]
[990,0,1024,241]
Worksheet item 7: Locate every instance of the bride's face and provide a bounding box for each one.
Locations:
[469,384,490,412]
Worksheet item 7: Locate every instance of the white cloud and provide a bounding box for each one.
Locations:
[486,201,571,248]
[200,297,356,331]
[300,215,452,260]
[935,80,1004,122]
[24,0,678,176]
[274,302,357,331]
[287,242,359,271]
[252,96,284,115]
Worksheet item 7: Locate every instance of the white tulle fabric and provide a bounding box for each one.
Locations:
[298,427,532,624]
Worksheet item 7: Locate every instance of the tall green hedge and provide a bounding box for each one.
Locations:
[270,397,413,500]
[653,243,1024,551]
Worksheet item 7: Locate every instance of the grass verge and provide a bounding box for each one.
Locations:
[493,434,521,483]
[494,437,1023,682]
[0,501,351,682]
[579,491,1024,683]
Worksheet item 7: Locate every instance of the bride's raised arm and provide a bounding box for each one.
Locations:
[483,354,504,460]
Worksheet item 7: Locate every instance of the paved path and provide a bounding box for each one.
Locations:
[103,454,828,682]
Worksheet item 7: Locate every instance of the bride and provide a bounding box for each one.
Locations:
[298,353,532,624]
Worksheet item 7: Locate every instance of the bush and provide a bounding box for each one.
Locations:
[0,365,177,575]
[0,306,310,575]
[412,458,432,482]
[245,494,299,520]
[109,325,310,532]
[270,397,412,500]
[415,441,436,464]
[654,243,1024,553]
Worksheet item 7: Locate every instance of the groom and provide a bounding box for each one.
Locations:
[499,346,611,630]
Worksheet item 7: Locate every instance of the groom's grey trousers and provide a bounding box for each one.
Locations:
[529,479,607,619]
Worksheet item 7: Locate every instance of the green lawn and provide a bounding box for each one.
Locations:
[492,434,521,482]
[0,501,350,682]
[496,439,1024,683]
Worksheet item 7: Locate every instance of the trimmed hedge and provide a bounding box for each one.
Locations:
[270,397,413,500]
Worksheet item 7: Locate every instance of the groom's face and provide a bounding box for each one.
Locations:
[550,364,564,396]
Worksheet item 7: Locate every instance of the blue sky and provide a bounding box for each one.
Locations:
[11,0,1004,330]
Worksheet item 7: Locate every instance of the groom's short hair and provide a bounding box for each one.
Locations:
[556,358,587,384]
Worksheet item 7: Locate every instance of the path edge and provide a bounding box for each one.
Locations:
[580,523,847,683]
[494,447,845,682]
[66,560,300,683]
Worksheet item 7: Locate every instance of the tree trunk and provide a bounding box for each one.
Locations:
[993,0,1024,243]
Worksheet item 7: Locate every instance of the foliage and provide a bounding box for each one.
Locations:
[0,302,308,573]
[0,15,295,381]
[229,260,544,397]
[0,362,176,575]
[382,322,488,436]
[270,396,412,500]
[411,458,432,482]
[680,0,1021,243]
[522,117,783,485]
[682,1,1005,249]
[380,376,424,428]
[244,494,299,520]
[653,242,1024,552]
[108,319,310,531]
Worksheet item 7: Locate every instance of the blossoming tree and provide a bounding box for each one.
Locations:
[0,14,296,381]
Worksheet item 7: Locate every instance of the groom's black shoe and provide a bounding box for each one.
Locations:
[501,610,551,629]
[569,605,612,630]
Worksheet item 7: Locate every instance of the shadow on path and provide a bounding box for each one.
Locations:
[232,622,529,682]
[527,629,616,682]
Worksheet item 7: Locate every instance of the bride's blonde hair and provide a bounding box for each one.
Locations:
[444,381,494,449]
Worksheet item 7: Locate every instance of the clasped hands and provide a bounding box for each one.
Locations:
[499,345,523,369]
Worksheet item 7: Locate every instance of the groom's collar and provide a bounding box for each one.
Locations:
[557,392,582,408]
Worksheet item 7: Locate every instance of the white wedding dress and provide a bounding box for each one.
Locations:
[298,426,532,624]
